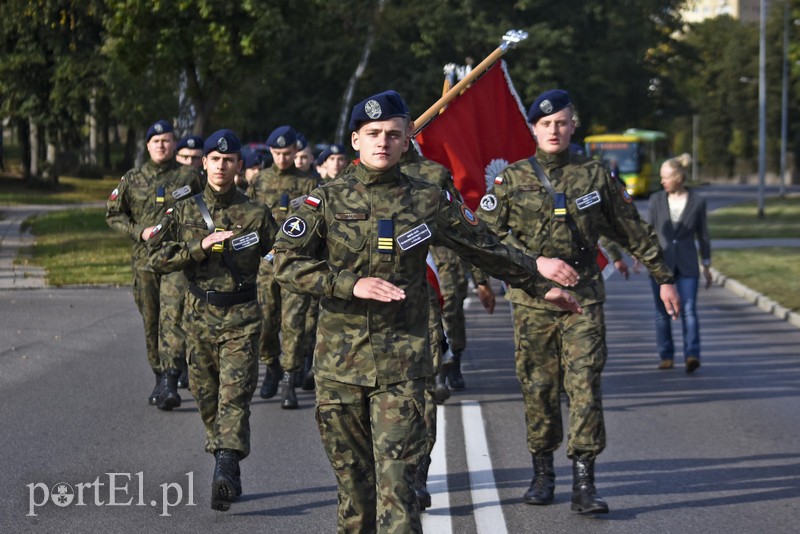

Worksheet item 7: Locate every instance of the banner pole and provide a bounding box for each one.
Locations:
[411,29,528,136]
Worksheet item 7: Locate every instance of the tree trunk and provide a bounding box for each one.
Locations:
[28,117,39,181]
[87,92,98,165]
[17,119,31,180]
[335,0,387,144]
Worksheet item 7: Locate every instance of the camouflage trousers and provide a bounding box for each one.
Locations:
[158,270,188,370]
[511,302,607,459]
[131,263,160,373]
[131,263,188,373]
[184,296,260,459]
[429,246,468,354]
[423,285,444,455]
[257,260,313,372]
[316,377,427,534]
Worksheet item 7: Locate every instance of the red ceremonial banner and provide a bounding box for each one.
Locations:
[415,60,536,211]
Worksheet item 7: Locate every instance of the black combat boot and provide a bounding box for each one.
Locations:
[444,352,465,390]
[300,353,315,391]
[415,455,432,510]
[149,371,163,405]
[433,370,450,405]
[211,449,241,512]
[176,358,189,389]
[523,452,555,505]
[279,371,298,409]
[259,362,282,399]
[157,368,182,410]
[571,456,609,514]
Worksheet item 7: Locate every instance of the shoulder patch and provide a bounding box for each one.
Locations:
[460,204,479,226]
[282,216,307,238]
[479,194,498,212]
[149,224,162,238]
[166,207,174,216]
[304,195,321,209]
[494,176,504,185]
[109,188,119,201]
[444,190,454,203]
[621,188,632,204]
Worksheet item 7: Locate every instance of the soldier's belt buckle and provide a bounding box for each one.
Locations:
[205,290,217,304]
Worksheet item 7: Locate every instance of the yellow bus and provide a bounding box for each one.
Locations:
[584,129,669,197]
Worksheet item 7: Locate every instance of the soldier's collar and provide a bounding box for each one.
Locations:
[355,163,402,185]
[146,158,178,174]
[274,163,297,176]
[534,149,570,170]
[204,183,238,207]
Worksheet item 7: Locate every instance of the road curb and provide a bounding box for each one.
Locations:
[710,268,800,329]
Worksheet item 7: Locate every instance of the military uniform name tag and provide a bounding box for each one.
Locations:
[397,223,431,251]
[172,185,192,200]
[576,191,601,210]
[335,212,368,221]
[231,231,259,251]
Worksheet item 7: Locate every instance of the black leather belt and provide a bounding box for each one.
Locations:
[188,283,257,307]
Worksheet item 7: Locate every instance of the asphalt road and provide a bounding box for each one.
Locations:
[2,264,799,533]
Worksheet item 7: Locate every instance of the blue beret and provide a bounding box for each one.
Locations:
[203,129,242,156]
[146,120,174,142]
[266,125,297,149]
[296,133,309,151]
[348,90,409,131]
[176,135,204,151]
[527,89,572,124]
[317,144,346,165]
[241,147,263,169]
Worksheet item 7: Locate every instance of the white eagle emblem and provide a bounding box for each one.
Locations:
[364,99,382,119]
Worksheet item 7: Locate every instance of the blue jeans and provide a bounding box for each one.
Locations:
[649,275,700,362]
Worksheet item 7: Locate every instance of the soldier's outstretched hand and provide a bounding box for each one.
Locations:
[353,277,406,302]
[476,283,496,314]
[202,230,234,251]
[544,287,583,314]
[536,257,580,287]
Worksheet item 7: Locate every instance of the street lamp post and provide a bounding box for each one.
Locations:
[780,2,789,198]
[758,0,766,219]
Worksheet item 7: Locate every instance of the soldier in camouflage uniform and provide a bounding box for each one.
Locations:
[476,89,680,514]
[147,130,278,512]
[105,120,201,408]
[401,147,471,391]
[273,90,581,533]
[247,125,318,408]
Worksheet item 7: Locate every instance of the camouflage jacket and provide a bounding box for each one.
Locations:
[147,185,277,294]
[400,149,462,201]
[272,163,551,387]
[246,164,317,226]
[105,159,201,270]
[477,150,673,310]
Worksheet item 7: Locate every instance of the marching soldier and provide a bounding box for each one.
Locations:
[272,90,581,533]
[147,129,278,512]
[247,125,318,408]
[315,143,348,180]
[476,89,679,514]
[105,120,201,408]
[175,135,205,170]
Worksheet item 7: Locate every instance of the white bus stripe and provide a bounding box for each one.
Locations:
[422,404,452,533]
[462,400,508,534]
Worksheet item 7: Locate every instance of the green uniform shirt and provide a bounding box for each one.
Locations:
[105,159,201,270]
[247,164,317,226]
[477,150,673,310]
[272,163,551,387]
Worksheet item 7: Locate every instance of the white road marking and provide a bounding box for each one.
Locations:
[422,404,452,533]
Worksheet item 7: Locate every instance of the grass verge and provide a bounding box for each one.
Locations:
[0,174,119,205]
[708,194,800,238]
[21,208,131,286]
[713,247,800,312]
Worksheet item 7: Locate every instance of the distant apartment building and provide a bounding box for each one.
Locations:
[681,0,767,23]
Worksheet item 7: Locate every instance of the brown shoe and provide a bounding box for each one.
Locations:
[685,357,700,373]
[658,359,674,370]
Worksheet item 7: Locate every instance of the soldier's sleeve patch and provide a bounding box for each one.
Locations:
[575,190,601,210]
[149,224,162,238]
[460,204,479,226]
[444,191,454,203]
[231,231,260,251]
[109,188,119,201]
[621,187,632,203]
[290,195,308,210]
[494,176,504,185]
[282,216,307,238]
[479,194,498,212]
[172,185,192,200]
[304,195,321,209]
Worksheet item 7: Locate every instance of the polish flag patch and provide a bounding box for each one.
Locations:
[494,176,504,185]
[109,188,119,201]
[305,195,321,208]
